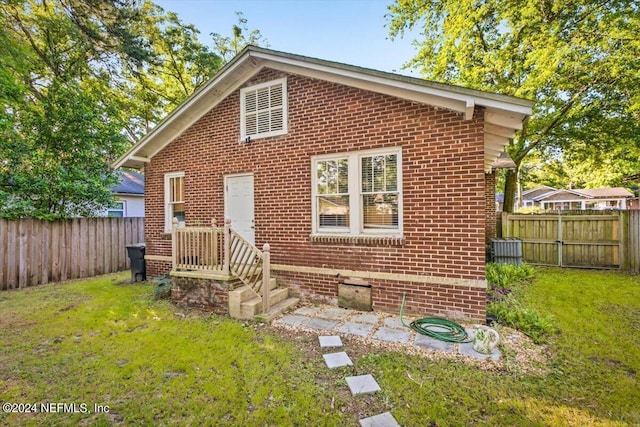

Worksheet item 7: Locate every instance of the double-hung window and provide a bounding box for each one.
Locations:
[312,148,402,237]
[165,172,185,231]
[240,78,288,140]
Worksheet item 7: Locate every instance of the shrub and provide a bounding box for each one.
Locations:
[487,295,555,344]
[486,263,534,289]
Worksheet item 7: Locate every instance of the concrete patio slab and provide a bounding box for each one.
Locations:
[319,335,343,348]
[372,327,411,343]
[321,307,354,320]
[359,412,400,427]
[346,374,381,396]
[323,352,353,368]
[337,321,375,337]
[382,317,407,329]
[414,333,454,353]
[274,315,311,328]
[351,313,381,325]
[294,306,322,316]
[306,317,339,331]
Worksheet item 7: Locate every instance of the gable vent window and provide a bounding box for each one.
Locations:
[240,78,288,140]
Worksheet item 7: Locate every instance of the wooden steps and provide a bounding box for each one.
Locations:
[228,277,298,320]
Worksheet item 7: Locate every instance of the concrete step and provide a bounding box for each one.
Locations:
[259,297,300,322]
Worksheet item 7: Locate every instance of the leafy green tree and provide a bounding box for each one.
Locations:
[119,2,223,139]
[0,82,129,219]
[388,0,640,211]
[211,11,269,62]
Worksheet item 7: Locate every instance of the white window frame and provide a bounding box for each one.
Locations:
[311,147,403,237]
[240,78,288,141]
[164,172,185,232]
[108,200,126,217]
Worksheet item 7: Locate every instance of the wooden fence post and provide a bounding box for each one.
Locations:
[262,243,271,313]
[171,217,178,270]
[223,218,231,275]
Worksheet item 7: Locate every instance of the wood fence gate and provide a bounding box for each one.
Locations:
[501,211,625,269]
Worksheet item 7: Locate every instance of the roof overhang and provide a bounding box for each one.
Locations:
[114,46,533,172]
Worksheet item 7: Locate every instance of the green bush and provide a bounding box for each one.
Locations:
[487,295,555,344]
[486,262,535,288]
[485,263,554,343]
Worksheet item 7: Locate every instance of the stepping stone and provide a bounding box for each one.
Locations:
[323,352,353,368]
[320,307,354,320]
[274,315,311,328]
[337,321,375,337]
[414,333,454,353]
[319,335,343,348]
[306,317,339,331]
[359,412,400,427]
[346,374,381,396]
[350,313,381,325]
[383,317,407,329]
[294,306,322,316]
[372,327,411,343]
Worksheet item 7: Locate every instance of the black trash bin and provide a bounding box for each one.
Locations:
[126,243,146,282]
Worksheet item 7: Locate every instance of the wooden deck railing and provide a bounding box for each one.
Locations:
[172,219,225,273]
[171,218,272,311]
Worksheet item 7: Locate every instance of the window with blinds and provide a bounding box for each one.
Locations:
[311,148,402,236]
[361,154,399,229]
[240,78,288,140]
[316,158,350,229]
[164,172,185,231]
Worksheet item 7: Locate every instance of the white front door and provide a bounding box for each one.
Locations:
[225,174,255,245]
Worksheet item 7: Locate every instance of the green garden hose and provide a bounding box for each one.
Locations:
[400,293,471,343]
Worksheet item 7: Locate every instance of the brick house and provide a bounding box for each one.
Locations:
[114,47,532,321]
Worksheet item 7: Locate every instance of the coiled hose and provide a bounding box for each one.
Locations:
[400,293,471,343]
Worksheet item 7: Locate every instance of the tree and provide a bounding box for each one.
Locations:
[119,2,223,139]
[0,0,154,218]
[0,0,226,218]
[387,0,640,211]
[211,11,269,62]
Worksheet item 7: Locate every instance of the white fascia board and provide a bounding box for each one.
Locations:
[485,110,525,130]
[254,51,532,117]
[259,58,472,114]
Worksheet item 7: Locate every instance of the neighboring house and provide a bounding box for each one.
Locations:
[521,185,634,211]
[100,170,145,217]
[114,46,532,321]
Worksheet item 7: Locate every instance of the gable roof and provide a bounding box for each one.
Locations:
[114,46,533,172]
[111,170,144,196]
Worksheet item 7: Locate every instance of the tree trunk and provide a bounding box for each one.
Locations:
[502,168,519,213]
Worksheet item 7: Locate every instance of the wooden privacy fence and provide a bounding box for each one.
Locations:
[501,210,640,272]
[0,217,144,290]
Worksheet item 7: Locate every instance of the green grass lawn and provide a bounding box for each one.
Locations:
[0,268,638,426]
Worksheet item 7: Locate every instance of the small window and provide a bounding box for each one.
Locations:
[165,172,185,231]
[240,78,288,140]
[108,201,125,218]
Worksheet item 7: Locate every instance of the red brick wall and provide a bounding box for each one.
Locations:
[144,68,488,320]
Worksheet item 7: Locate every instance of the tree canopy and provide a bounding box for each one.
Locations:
[388,0,640,210]
[0,1,264,219]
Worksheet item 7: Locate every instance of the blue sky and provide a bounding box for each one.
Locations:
[154,0,421,76]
